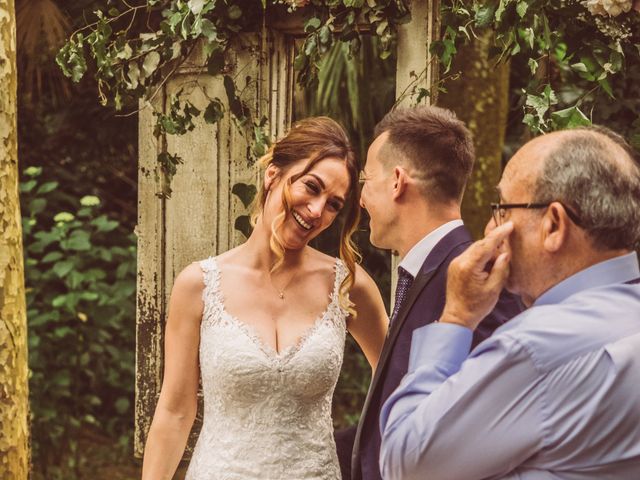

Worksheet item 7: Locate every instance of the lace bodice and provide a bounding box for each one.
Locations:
[185,257,349,480]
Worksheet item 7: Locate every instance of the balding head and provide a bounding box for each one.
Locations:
[532,126,640,250]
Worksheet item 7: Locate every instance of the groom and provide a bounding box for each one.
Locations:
[349,106,523,480]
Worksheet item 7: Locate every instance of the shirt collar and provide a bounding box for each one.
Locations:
[534,252,640,307]
[399,220,464,278]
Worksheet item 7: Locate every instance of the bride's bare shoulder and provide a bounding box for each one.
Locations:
[305,247,337,268]
[172,262,206,298]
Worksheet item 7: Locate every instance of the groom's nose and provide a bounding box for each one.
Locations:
[359,192,367,210]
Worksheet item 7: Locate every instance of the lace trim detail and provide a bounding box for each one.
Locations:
[199,257,223,323]
[198,256,348,362]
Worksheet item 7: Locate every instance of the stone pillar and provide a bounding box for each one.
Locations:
[390,0,440,305]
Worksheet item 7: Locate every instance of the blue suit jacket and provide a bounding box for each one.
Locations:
[350,225,524,480]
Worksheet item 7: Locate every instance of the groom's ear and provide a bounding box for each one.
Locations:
[391,166,408,200]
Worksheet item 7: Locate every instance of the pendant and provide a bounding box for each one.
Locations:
[279,291,284,300]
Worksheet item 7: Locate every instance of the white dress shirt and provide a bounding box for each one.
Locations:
[399,220,464,277]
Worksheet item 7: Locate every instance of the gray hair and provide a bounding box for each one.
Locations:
[534,126,640,251]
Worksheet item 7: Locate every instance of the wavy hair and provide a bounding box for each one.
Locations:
[252,117,361,316]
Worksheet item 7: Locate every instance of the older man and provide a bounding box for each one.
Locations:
[379,126,640,479]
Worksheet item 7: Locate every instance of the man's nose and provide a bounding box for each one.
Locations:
[359,192,366,210]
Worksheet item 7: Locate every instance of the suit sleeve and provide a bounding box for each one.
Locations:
[379,323,545,480]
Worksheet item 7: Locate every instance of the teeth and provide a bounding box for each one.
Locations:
[292,211,312,230]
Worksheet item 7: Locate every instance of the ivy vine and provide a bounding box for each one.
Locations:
[56,0,410,197]
[57,0,640,198]
[436,0,640,134]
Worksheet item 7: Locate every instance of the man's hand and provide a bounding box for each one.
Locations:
[439,222,514,331]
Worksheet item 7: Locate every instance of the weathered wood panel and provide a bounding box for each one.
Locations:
[134,89,166,456]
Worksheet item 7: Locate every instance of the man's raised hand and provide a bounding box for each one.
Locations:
[439,222,514,331]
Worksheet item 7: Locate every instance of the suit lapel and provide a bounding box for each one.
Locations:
[352,226,473,478]
[367,269,435,394]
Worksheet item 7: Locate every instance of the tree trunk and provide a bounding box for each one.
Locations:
[0,1,30,478]
[438,30,510,239]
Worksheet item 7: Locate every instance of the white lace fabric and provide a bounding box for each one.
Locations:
[185,257,349,480]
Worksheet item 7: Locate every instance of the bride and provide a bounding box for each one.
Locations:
[141,117,388,479]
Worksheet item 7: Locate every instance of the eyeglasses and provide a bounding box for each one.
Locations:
[490,202,583,227]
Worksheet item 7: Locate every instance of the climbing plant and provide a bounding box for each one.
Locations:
[56,0,640,193]
[436,0,640,138]
[56,0,411,196]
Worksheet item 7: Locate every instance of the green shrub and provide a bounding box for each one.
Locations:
[21,167,136,478]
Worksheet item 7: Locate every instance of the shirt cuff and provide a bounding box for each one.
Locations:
[408,322,473,374]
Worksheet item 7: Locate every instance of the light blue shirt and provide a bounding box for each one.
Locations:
[380,253,640,480]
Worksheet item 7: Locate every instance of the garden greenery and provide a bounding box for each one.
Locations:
[56,0,411,196]
[22,167,136,478]
[438,0,640,134]
[56,1,639,191]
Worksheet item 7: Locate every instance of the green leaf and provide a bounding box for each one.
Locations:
[516,0,528,17]
[127,62,140,89]
[599,78,614,98]
[555,42,567,62]
[475,4,496,26]
[551,106,591,129]
[228,5,242,20]
[36,181,59,195]
[188,0,205,15]
[234,215,253,238]
[571,62,588,73]
[80,292,99,301]
[24,166,42,177]
[52,294,67,308]
[42,252,64,263]
[54,212,75,223]
[115,397,130,414]
[528,58,538,75]
[91,215,119,232]
[20,180,37,193]
[142,51,161,78]
[53,261,75,278]
[52,370,71,387]
[232,183,257,208]
[200,18,217,42]
[494,0,508,21]
[207,50,225,75]
[80,195,100,207]
[305,17,322,33]
[521,27,534,50]
[204,99,225,124]
[62,231,92,251]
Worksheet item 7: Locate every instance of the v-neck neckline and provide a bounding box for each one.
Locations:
[210,257,342,360]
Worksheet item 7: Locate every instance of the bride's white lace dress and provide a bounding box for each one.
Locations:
[184,256,348,480]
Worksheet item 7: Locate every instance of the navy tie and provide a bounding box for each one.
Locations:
[391,266,414,324]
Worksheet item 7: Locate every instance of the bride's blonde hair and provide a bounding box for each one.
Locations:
[252,117,361,316]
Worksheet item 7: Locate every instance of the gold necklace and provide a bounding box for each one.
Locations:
[269,266,300,300]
